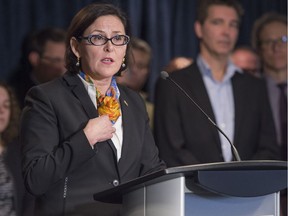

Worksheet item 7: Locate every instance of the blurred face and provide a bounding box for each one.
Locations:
[119,48,150,91]
[0,86,10,134]
[36,41,66,83]
[195,5,239,58]
[171,57,193,69]
[166,57,193,73]
[259,21,287,72]
[231,49,260,76]
[74,15,127,80]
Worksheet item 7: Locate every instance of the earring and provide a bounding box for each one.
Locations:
[121,58,126,68]
[76,57,80,67]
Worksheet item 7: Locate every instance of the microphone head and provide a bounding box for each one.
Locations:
[160,71,169,80]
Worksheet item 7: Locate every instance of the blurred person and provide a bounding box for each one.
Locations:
[252,12,287,216]
[252,12,287,160]
[8,27,66,108]
[231,45,261,77]
[117,37,151,92]
[163,56,193,73]
[116,37,154,127]
[0,82,34,216]
[154,0,280,167]
[0,82,20,216]
[20,3,165,216]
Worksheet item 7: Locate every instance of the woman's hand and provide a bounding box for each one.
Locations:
[83,115,116,147]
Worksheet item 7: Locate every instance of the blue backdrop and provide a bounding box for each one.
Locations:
[0,0,287,101]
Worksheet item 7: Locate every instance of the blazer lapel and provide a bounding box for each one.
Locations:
[183,64,221,147]
[231,73,245,145]
[63,73,118,158]
[116,89,134,174]
[63,72,98,119]
[188,65,216,122]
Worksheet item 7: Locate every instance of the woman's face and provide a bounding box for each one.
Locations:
[74,15,127,80]
[0,86,11,133]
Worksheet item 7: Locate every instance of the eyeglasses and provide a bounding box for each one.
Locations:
[78,34,130,46]
[261,35,287,49]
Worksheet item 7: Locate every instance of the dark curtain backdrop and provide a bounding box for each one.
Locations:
[1,0,287,101]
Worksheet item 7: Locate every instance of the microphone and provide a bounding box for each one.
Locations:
[160,71,241,161]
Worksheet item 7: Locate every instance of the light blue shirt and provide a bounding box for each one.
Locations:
[197,56,242,161]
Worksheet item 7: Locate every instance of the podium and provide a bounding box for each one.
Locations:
[94,161,287,216]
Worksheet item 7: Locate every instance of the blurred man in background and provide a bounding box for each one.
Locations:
[117,37,154,128]
[252,12,287,216]
[163,56,193,73]
[252,12,287,161]
[231,46,261,77]
[9,27,66,108]
[154,0,280,167]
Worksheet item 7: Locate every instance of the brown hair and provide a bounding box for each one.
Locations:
[65,3,131,75]
[29,27,66,56]
[129,37,152,66]
[196,0,244,24]
[251,12,287,51]
[0,82,20,147]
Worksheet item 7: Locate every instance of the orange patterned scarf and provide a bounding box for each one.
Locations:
[79,71,121,123]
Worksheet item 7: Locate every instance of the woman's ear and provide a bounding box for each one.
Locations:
[70,37,80,58]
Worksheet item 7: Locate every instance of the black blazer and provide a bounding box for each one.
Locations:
[154,63,280,167]
[20,72,165,215]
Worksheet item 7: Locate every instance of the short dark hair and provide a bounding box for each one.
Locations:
[129,37,152,65]
[65,3,131,75]
[232,45,258,56]
[196,0,244,24]
[28,27,66,56]
[18,27,66,71]
[251,12,287,51]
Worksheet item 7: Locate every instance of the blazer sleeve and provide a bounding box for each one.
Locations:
[20,85,96,196]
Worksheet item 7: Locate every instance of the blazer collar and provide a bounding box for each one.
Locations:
[182,63,217,124]
[63,72,98,119]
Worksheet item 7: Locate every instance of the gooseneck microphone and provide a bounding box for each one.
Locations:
[160,71,241,161]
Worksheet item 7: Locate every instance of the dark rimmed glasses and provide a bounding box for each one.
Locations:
[261,35,287,49]
[78,34,130,46]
